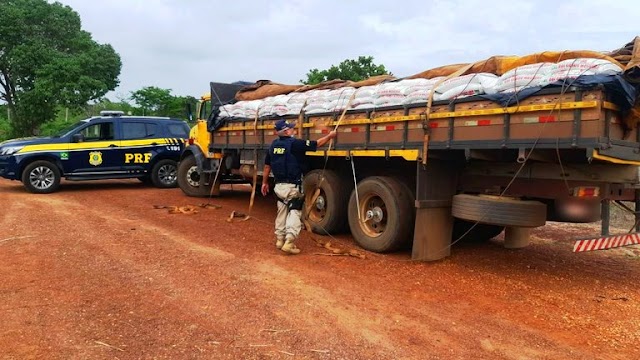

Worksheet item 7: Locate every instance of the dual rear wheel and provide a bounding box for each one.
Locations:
[303,171,414,253]
[303,171,545,253]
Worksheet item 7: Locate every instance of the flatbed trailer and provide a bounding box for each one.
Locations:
[179,41,640,261]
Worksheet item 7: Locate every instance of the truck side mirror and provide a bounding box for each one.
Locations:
[72,133,84,143]
[186,102,193,122]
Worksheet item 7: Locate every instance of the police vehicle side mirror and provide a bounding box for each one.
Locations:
[72,133,84,143]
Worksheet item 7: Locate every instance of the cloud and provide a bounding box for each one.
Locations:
[55,0,640,100]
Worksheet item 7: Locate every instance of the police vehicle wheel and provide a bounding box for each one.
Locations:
[151,159,178,188]
[302,169,350,235]
[348,176,415,253]
[21,160,61,194]
[177,155,212,197]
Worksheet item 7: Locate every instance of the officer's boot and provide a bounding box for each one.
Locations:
[281,238,301,255]
[275,237,285,249]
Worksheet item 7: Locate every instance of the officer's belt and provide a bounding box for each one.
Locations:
[275,179,301,185]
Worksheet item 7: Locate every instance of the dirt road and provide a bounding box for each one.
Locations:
[1,178,640,360]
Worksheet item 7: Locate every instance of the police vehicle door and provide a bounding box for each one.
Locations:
[120,120,161,173]
[67,120,122,176]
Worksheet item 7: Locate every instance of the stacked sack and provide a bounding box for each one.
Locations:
[401,78,443,105]
[493,63,555,93]
[218,58,622,118]
[494,58,622,94]
[433,73,499,100]
[541,58,621,86]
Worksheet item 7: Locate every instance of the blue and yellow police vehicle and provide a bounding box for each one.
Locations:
[0,111,190,193]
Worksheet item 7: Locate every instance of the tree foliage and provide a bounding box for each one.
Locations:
[301,56,390,85]
[130,86,196,119]
[0,0,122,137]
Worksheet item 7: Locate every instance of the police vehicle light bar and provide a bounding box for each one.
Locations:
[100,110,125,117]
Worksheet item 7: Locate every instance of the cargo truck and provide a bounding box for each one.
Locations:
[178,37,640,261]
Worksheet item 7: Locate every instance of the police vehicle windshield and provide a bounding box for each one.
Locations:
[52,120,87,138]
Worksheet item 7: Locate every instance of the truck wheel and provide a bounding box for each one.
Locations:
[452,194,546,228]
[21,160,61,194]
[177,155,212,197]
[348,176,415,253]
[303,169,350,234]
[452,219,504,243]
[151,159,178,188]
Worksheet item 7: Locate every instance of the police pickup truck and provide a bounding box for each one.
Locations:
[0,111,190,193]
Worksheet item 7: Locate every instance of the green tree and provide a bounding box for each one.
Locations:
[0,0,122,137]
[301,56,390,85]
[130,86,194,119]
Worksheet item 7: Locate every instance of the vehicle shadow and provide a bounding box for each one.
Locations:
[58,179,150,193]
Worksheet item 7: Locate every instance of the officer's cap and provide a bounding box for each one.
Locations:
[275,119,296,132]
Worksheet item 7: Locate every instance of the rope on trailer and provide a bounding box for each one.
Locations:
[350,154,363,222]
[248,110,262,215]
[442,61,610,252]
[304,90,358,220]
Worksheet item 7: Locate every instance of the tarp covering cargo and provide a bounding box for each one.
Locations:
[232,37,640,103]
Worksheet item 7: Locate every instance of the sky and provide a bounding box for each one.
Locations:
[56,0,640,101]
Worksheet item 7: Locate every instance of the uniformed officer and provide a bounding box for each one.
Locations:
[261,119,337,254]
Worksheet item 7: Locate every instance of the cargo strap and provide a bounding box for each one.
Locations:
[423,62,476,165]
[153,203,221,214]
[227,210,251,223]
[306,91,358,219]
[301,217,365,259]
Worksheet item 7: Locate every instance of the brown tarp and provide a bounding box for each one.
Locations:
[408,51,623,79]
[235,80,300,101]
[234,38,640,103]
[607,36,640,130]
[236,75,397,101]
[616,36,640,84]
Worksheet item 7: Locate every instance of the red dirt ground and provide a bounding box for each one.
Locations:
[1,178,640,360]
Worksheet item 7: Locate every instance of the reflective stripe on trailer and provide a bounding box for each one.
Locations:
[462,119,492,127]
[523,115,556,123]
[573,233,640,252]
[374,125,397,131]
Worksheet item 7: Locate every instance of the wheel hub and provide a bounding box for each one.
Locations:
[30,167,54,190]
[365,206,384,223]
[186,166,200,187]
[315,195,326,211]
[159,165,177,185]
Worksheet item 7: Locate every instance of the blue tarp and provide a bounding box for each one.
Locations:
[481,74,637,110]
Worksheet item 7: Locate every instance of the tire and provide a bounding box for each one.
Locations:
[21,160,61,194]
[452,219,504,243]
[177,155,212,197]
[151,159,178,188]
[302,169,350,235]
[452,194,546,228]
[348,176,415,253]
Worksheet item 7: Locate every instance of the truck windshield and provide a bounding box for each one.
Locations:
[198,100,211,121]
[52,121,87,138]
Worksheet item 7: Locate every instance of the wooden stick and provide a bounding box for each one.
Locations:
[260,329,293,333]
[0,235,34,243]
[279,350,295,356]
[310,349,330,353]
[94,341,125,352]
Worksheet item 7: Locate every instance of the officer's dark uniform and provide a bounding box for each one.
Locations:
[264,124,318,246]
